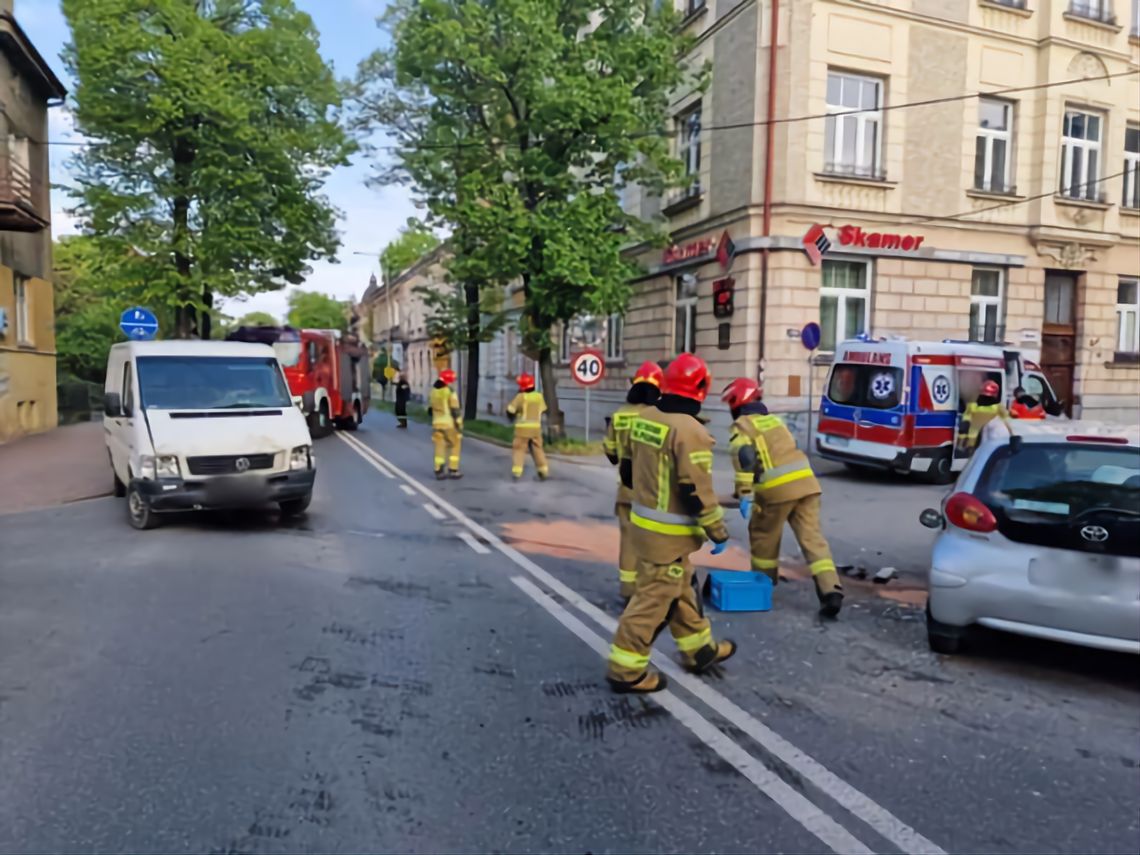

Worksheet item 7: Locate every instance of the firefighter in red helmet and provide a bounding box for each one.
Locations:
[959,378,1011,456]
[506,373,549,480]
[603,360,663,602]
[430,368,463,479]
[722,377,843,618]
[607,354,736,694]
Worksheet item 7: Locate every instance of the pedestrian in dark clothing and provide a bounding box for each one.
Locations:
[394,374,411,429]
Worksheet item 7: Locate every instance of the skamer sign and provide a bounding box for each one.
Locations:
[837,225,925,252]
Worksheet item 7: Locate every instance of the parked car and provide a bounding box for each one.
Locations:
[104,340,316,530]
[919,420,1140,655]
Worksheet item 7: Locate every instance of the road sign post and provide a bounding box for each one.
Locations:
[800,322,822,456]
[120,307,159,341]
[570,349,605,443]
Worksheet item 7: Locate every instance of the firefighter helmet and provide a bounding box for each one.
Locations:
[517,373,536,391]
[981,379,1000,398]
[632,361,664,387]
[721,377,762,410]
[440,368,457,385]
[662,353,712,402]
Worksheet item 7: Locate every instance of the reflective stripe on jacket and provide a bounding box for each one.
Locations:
[731,413,820,504]
[507,391,547,437]
[430,386,460,429]
[605,403,643,505]
[963,402,1008,442]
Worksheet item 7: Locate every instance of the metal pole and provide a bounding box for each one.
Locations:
[806,354,814,456]
[585,385,591,444]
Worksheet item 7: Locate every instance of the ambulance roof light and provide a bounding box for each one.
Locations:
[853,332,885,343]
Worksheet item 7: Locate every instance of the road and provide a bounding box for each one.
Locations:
[1,416,1138,854]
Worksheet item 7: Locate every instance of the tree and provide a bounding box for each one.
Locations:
[287,290,348,331]
[381,219,441,280]
[237,311,279,327]
[355,0,703,431]
[62,0,354,339]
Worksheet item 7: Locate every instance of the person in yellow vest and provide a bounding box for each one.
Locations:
[721,377,843,619]
[506,373,549,481]
[604,361,665,603]
[607,354,737,695]
[429,368,463,480]
[958,379,1012,456]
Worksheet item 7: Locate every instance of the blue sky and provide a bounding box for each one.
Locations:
[16,0,415,321]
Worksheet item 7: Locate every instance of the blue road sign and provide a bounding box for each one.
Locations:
[800,321,821,352]
[120,306,159,341]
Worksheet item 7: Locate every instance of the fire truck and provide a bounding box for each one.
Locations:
[227,326,371,438]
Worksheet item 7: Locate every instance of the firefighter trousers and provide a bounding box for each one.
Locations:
[615,503,638,600]
[511,434,548,478]
[432,428,462,473]
[608,556,717,683]
[748,494,841,598]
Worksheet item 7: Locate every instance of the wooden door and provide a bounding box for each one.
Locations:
[1041,272,1077,416]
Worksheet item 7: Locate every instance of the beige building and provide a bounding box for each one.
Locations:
[0,1,66,443]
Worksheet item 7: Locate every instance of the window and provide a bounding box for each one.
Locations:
[1117,279,1139,354]
[819,260,871,351]
[1123,125,1140,209]
[1069,0,1115,22]
[827,363,903,410]
[678,104,702,192]
[674,274,698,354]
[14,276,30,345]
[969,268,1005,343]
[1060,109,1103,201]
[824,71,883,179]
[1044,274,1076,326]
[1133,0,1139,33]
[121,363,134,416]
[686,0,707,13]
[606,313,624,360]
[975,99,1014,193]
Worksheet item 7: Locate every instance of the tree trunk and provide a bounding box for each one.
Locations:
[463,281,480,421]
[200,286,213,340]
[172,191,194,339]
[538,346,563,439]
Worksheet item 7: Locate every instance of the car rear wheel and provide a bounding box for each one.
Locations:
[925,451,956,485]
[127,484,161,530]
[279,492,312,519]
[926,603,964,654]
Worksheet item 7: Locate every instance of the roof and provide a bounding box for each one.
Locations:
[111,340,276,359]
[990,419,1140,446]
[0,13,67,102]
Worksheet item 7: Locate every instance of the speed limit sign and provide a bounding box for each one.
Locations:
[570,350,605,387]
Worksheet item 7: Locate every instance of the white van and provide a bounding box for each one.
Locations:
[103,341,316,529]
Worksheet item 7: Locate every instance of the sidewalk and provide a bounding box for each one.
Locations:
[0,421,110,516]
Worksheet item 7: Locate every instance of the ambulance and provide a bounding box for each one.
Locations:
[815,336,1063,483]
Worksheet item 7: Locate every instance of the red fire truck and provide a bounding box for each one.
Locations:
[227,326,371,438]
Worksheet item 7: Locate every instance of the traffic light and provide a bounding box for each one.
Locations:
[712,277,735,319]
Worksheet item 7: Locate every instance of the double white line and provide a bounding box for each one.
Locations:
[337,432,945,855]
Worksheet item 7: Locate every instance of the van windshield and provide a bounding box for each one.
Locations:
[827,363,903,410]
[136,356,292,410]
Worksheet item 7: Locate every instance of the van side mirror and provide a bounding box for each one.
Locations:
[103,392,122,417]
[919,508,944,529]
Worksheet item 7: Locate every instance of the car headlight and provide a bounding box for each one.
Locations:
[139,455,180,480]
[290,445,312,471]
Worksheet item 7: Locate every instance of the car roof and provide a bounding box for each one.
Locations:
[985,419,1139,447]
[110,340,276,359]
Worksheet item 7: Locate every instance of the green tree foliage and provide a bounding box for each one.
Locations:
[237,311,279,327]
[381,219,441,279]
[355,0,704,427]
[62,0,354,339]
[286,290,348,331]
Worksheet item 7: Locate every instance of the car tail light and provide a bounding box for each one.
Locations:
[1066,435,1129,445]
[945,492,997,534]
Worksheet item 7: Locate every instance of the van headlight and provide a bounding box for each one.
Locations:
[290,445,312,471]
[140,455,180,480]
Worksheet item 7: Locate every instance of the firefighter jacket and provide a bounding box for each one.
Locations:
[507,391,546,439]
[730,410,821,504]
[429,383,462,431]
[962,401,1010,443]
[604,403,643,507]
[627,402,728,564]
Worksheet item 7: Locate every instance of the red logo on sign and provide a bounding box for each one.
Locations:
[663,238,713,265]
[844,351,893,365]
[802,224,831,266]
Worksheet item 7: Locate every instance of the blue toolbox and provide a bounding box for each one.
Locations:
[707,571,773,612]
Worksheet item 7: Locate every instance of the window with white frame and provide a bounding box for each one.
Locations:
[824,71,884,179]
[606,313,624,360]
[819,260,871,351]
[678,103,701,189]
[1132,0,1139,34]
[975,98,1014,193]
[674,274,698,354]
[1069,0,1114,22]
[1060,109,1104,201]
[1123,125,1139,209]
[14,276,31,345]
[1117,278,1139,354]
[969,268,1005,343]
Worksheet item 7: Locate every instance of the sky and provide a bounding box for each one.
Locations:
[16,0,416,322]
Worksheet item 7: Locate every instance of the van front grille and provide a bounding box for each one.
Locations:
[186,454,275,476]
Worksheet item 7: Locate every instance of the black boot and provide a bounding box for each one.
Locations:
[688,640,737,674]
[435,469,447,481]
[819,591,844,619]
[449,470,463,480]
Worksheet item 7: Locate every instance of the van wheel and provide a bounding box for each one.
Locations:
[926,452,956,485]
[127,484,161,530]
[112,471,127,498]
[279,492,312,519]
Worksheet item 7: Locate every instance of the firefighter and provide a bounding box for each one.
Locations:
[506,373,549,481]
[721,377,843,619]
[603,361,664,602]
[394,373,411,429]
[958,379,1012,454]
[429,368,463,479]
[1009,385,1046,420]
[607,353,736,694]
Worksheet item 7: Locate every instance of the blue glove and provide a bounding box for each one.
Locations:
[710,540,728,556]
[739,497,753,520]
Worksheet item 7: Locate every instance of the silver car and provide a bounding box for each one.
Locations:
[919,420,1140,655]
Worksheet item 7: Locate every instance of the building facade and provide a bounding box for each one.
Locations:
[0,1,66,443]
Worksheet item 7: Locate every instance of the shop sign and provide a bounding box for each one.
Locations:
[662,237,713,265]
[837,225,925,252]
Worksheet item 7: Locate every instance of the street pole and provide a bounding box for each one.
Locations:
[806,354,814,456]
[585,385,591,444]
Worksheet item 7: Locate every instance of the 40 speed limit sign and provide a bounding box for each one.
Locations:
[570,350,605,386]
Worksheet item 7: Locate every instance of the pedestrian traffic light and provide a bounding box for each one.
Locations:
[713,277,735,319]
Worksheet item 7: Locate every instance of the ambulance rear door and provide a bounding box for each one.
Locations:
[909,353,958,452]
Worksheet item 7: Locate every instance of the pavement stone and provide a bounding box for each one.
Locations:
[0,421,109,516]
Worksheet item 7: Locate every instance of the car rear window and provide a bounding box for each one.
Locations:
[975,443,1140,557]
[826,364,903,410]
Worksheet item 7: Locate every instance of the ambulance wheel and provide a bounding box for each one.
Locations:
[926,452,956,485]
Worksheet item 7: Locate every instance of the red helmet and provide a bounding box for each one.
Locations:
[721,378,762,410]
[632,361,664,387]
[662,353,712,402]
[981,380,1000,397]
[440,368,457,385]
[517,373,536,391]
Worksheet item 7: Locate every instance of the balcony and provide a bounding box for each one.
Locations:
[0,159,48,232]
[662,181,703,216]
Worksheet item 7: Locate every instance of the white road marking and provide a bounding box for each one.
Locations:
[338,432,946,855]
[458,530,491,555]
[511,575,874,855]
[422,502,446,520]
[400,485,417,496]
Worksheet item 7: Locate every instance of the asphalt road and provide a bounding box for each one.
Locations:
[1,415,1137,854]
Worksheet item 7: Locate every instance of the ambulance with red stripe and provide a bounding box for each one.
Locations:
[816,337,1062,483]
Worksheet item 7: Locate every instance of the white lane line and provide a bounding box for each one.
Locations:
[512,575,873,855]
[400,485,417,496]
[422,502,446,521]
[338,432,946,855]
[458,530,491,555]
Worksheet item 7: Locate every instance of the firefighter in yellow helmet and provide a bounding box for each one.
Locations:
[607,354,737,694]
[429,368,463,480]
[506,373,549,481]
[604,361,664,603]
[958,379,1012,457]
[722,377,843,619]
